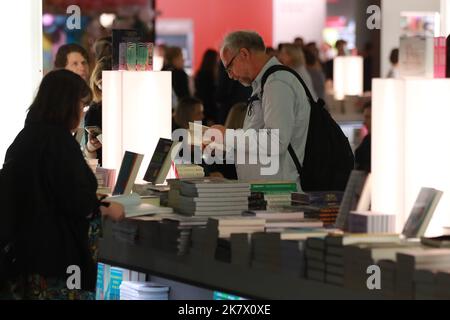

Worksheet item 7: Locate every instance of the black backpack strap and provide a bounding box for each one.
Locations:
[260,64,317,104]
[288,143,303,176]
[260,64,316,178]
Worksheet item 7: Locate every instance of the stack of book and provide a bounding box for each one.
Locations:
[167,179,182,211]
[176,178,250,216]
[95,167,116,194]
[378,259,397,297]
[96,264,146,300]
[250,181,297,210]
[413,268,438,299]
[324,235,346,286]
[175,164,205,179]
[396,248,450,299]
[348,211,396,233]
[230,233,252,267]
[344,241,420,291]
[248,192,267,211]
[133,184,170,207]
[111,219,139,245]
[119,281,170,300]
[207,216,266,239]
[243,210,322,233]
[305,237,327,282]
[292,191,343,226]
[159,216,208,255]
[280,239,307,277]
[189,227,216,259]
[251,232,282,272]
[434,270,450,299]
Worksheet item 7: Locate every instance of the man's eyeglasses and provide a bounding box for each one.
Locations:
[225,51,240,74]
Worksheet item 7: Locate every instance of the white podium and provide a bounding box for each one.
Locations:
[372,78,450,236]
[102,71,172,183]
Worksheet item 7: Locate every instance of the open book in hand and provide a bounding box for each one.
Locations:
[188,122,230,154]
[105,193,173,218]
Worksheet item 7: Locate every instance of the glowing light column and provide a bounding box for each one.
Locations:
[102,71,172,183]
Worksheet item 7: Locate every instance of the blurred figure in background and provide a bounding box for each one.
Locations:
[84,55,112,166]
[163,46,191,102]
[195,49,219,126]
[54,43,90,82]
[293,37,304,49]
[216,62,252,125]
[354,101,372,172]
[278,43,317,100]
[323,39,347,81]
[362,42,374,92]
[266,47,277,57]
[224,102,247,130]
[386,48,399,78]
[304,43,326,100]
[173,96,204,131]
[92,36,112,63]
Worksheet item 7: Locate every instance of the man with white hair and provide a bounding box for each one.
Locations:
[212,30,311,189]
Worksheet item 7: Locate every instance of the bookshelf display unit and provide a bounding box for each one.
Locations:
[98,219,383,300]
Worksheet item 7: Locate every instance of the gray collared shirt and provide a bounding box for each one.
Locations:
[232,57,311,190]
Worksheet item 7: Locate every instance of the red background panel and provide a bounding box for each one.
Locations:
[157,0,273,72]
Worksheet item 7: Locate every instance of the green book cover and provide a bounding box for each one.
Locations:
[250,182,297,193]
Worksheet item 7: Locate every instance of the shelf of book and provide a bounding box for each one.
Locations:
[98,221,383,300]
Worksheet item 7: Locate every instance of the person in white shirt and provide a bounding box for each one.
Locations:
[212,31,311,189]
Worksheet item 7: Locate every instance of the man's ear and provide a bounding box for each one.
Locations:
[240,48,251,60]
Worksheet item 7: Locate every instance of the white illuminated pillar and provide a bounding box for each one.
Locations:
[333,56,363,100]
[0,1,42,162]
[372,79,405,232]
[372,78,450,236]
[102,71,172,183]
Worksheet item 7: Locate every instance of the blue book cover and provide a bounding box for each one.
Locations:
[95,263,104,300]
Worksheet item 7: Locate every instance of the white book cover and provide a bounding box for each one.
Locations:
[105,193,173,217]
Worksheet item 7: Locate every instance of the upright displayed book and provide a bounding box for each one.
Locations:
[402,187,443,238]
[143,138,181,185]
[335,170,367,230]
[112,151,144,195]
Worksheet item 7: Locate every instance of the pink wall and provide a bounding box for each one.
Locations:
[157,0,273,73]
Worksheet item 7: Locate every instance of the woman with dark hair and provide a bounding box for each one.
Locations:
[0,70,124,300]
[194,49,219,125]
[54,43,90,82]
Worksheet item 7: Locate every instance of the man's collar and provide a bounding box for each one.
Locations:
[252,56,281,93]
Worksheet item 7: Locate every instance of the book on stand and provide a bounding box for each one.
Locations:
[112,151,144,195]
[143,138,181,185]
[402,187,443,238]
